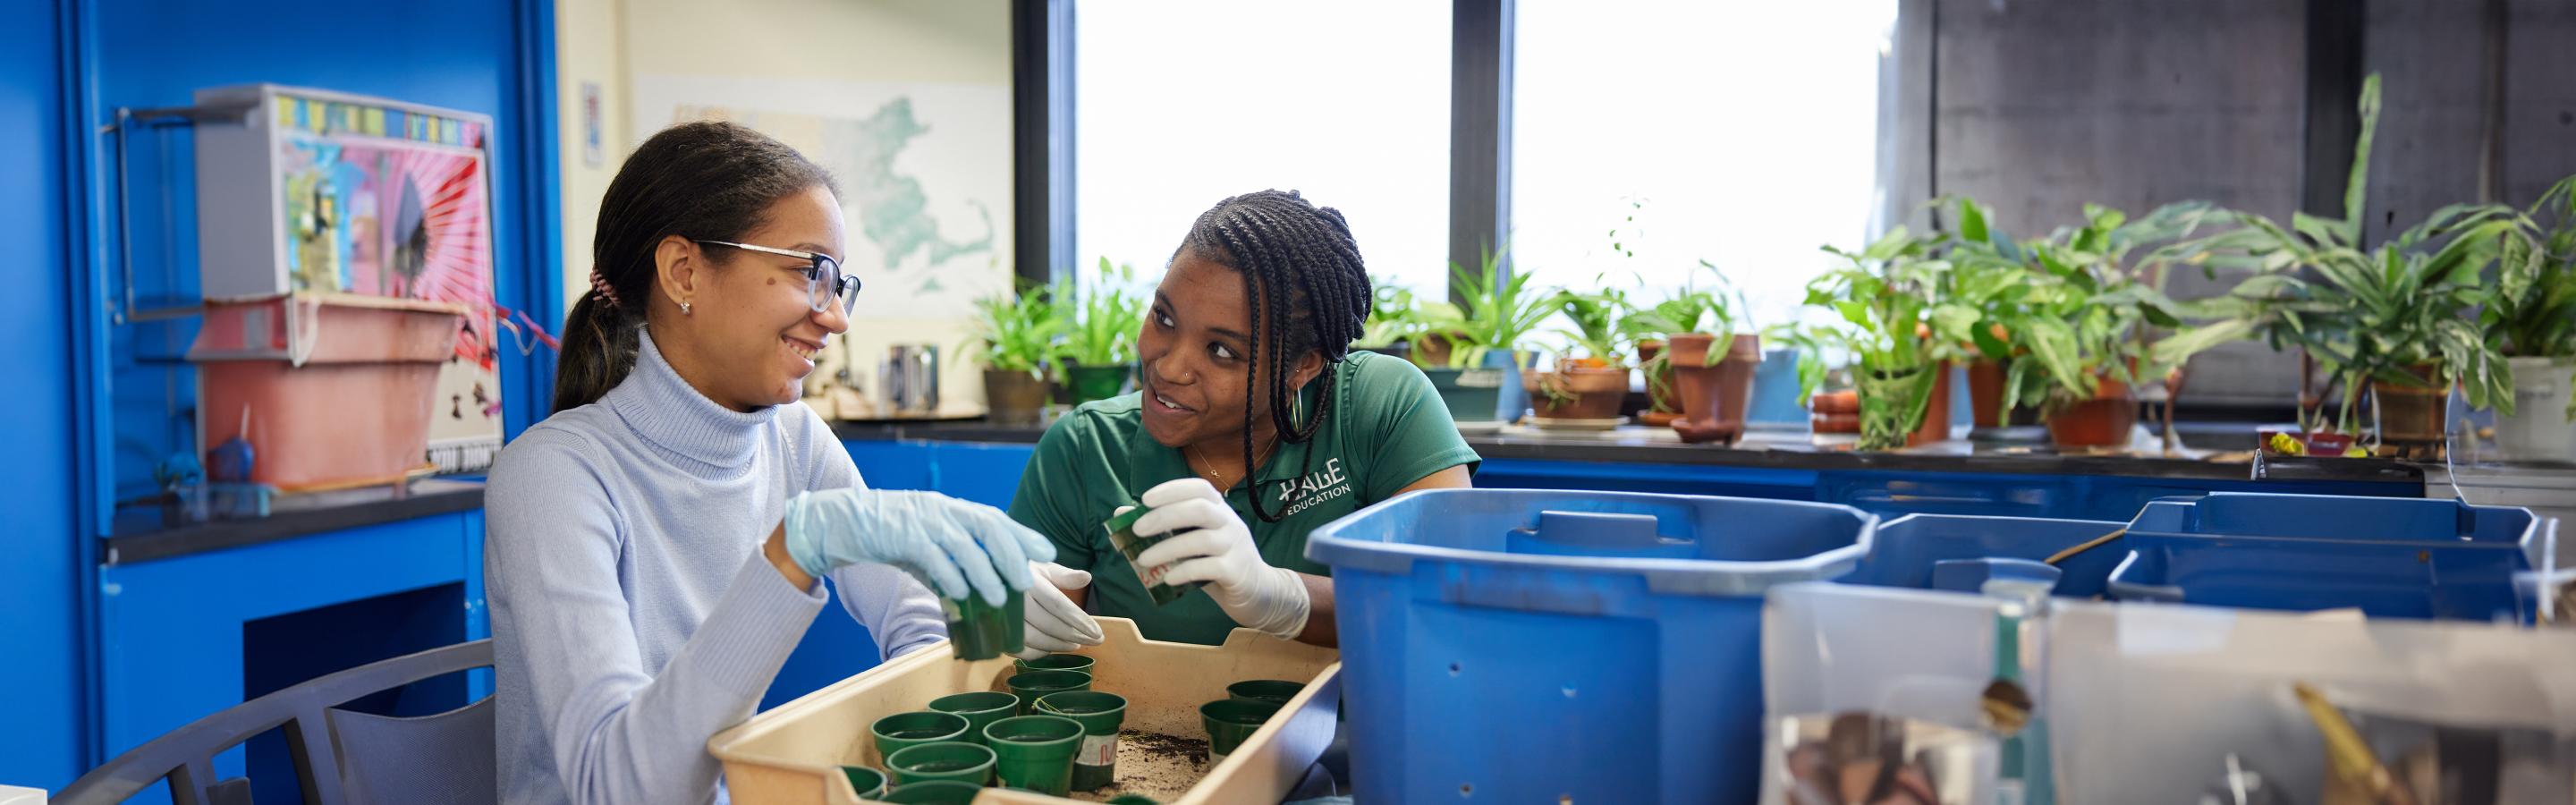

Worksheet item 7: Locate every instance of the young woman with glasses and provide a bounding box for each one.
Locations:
[483,121,1052,805]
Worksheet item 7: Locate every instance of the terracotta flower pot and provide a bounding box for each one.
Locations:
[1907,361,1955,447]
[1521,365,1628,420]
[1636,340,1680,427]
[1809,389,1860,434]
[983,369,1053,426]
[1669,333,1761,445]
[2045,374,2139,449]
[2368,363,2447,442]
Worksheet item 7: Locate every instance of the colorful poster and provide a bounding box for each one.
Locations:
[275,129,503,466]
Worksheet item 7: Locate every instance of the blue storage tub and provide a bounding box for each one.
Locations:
[1838,513,2129,597]
[1305,488,1875,804]
[2106,493,2538,622]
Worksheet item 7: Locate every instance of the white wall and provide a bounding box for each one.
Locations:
[555,0,1013,417]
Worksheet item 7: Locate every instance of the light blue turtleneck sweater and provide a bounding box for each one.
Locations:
[485,329,944,805]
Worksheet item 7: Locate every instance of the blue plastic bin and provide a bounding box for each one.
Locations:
[1839,513,2129,597]
[1305,488,1875,804]
[2106,493,2538,622]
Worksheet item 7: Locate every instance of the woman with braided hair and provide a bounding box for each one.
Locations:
[1007,190,1480,648]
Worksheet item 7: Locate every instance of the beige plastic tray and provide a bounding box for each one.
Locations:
[710,617,1340,804]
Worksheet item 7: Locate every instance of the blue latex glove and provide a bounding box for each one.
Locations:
[784,488,1055,605]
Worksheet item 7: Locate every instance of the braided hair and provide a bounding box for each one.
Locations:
[1175,190,1373,522]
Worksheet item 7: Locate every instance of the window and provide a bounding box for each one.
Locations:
[1509,2,1901,338]
[1073,0,1453,295]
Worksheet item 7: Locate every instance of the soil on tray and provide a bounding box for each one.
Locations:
[1061,730,1210,802]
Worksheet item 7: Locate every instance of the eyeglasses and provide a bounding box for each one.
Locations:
[694,240,860,314]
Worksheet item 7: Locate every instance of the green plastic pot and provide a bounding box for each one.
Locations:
[1225,680,1302,707]
[1013,653,1095,674]
[1064,363,1133,403]
[982,714,1083,796]
[1004,669,1091,716]
[1104,505,1195,606]
[927,691,1020,749]
[885,741,996,787]
[870,711,970,767]
[1037,691,1128,792]
[940,588,1025,661]
[879,779,986,804]
[1106,796,1161,805]
[1199,699,1281,768]
[838,766,888,800]
[1422,366,1506,424]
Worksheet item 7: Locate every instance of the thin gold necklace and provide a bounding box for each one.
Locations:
[1186,438,1275,490]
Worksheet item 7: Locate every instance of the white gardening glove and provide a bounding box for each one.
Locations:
[1013,561,1104,660]
[1129,478,1311,640]
[784,488,1055,605]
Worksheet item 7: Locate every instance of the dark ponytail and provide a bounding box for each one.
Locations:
[1176,190,1372,522]
[553,120,835,413]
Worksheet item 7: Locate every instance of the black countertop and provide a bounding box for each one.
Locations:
[104,478,485,566]
[830,419,2424,486]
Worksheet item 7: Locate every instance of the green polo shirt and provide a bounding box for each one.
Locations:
[1006,351,1481,645]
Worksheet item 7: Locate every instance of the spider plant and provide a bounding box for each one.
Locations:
[1446,245,1555,369]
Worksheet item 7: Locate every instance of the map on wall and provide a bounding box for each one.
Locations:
[631,77,1013,320]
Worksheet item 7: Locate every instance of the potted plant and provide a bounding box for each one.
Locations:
[1986,200,2226,450]
[1796,227,1950,450]
[1935,197,2049,430]
[2484,174,2576,461]
[1525,283,1632,422]
[1627,261,1758,443]
[1060,258,1147,405]
[2162,75,2529,449]
[965,281,1066,425]
[1352,276,1421,363]
[1436,246,1556,423]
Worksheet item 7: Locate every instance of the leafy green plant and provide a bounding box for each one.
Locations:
[1966,200,2227,421]
[1355,277,1419,349]
[964,280,1066,375]
[1794,227,1949,448]
[2158,74,2537,431]
[2484,174,2576,418]
[1062,257,1148,366]
[1622,260,1751,366]
[1447,245,1556,369]
[2488,177,2576,344]
[1549,280,1632,367]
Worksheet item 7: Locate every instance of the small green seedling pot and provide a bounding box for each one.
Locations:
[1226,679,1303,707]
[885,741,996,787]
[983,714,1084,796]
[1014,653,1095,674]
[870,711,970,767]
[941,588,1026,660]
[837,766,887,800]
[927,691,1020,749]
[1037,690,1129,791]
[1004,669,1091,716]
[879,779,986,804]
[1199,699,1281,769]
[1106,796,1162,805]
[1104,505,1198,606]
